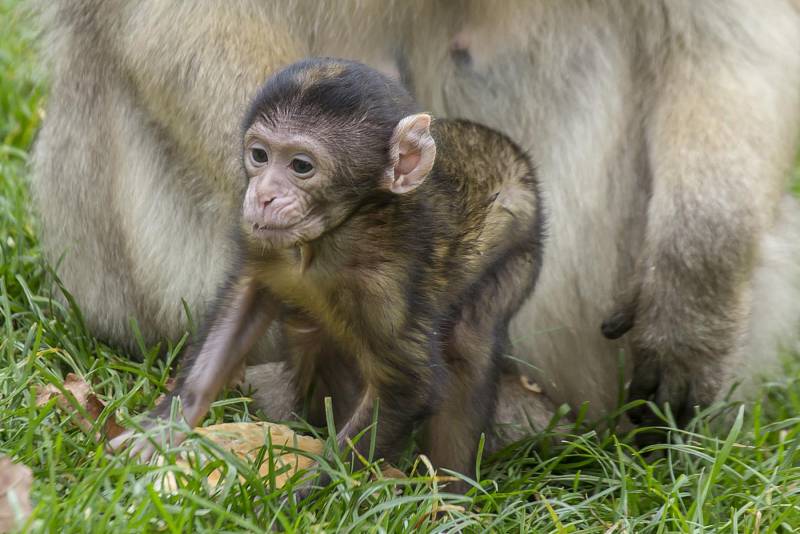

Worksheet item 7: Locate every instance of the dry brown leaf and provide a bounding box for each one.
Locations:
[0,457,32,533]
[158,422,323,492]
[101,405,127,440]
[376,464,407,496]
[35,373,123,439]
[35,373,90,408]
[380,465,407,479]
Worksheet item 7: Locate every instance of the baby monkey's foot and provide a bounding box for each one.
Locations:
[108,412,189,461]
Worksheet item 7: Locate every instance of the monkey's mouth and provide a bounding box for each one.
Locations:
[252,222,297,232]
[248,222,305,248]
[245,214,324,248]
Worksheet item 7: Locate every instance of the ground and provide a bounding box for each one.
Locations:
[2,2,800,532]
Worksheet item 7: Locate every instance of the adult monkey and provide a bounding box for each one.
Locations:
[33,1,800,434]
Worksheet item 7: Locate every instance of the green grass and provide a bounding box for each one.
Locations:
[3,2,800,532]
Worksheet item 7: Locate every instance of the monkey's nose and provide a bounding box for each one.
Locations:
[261,196,277,209]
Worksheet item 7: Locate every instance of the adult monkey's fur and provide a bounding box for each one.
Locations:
[32,1,800,438]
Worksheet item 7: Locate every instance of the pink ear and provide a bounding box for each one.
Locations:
[384,113,436,194]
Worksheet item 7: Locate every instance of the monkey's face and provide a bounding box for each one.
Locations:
[242,121,346,249]
[241,112,437,250]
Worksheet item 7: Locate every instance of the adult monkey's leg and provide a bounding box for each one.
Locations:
[609,7,800,431]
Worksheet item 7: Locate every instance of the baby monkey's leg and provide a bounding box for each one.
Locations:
[110,276,278,458]
[427,249,542,491]
[335,342,440,466]
[295,346,437,497]
[426,318,503,492]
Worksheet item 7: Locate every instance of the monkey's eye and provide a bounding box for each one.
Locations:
[290,156,315,178]
[250,147,269,165]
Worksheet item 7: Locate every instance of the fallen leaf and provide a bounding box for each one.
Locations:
[35,373,122,439]
[35,373,90,408]
[158,422,324,492]
[380,465,407,479]
[101,405,127,440]
[0,457,32,533]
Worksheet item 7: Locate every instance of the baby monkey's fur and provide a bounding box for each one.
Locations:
[113,59,544,489]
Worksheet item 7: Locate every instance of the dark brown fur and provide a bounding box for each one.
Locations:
[114,60,544,489]
[251,117,543,477]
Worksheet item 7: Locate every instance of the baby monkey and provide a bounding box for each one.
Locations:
[112,58,544,490]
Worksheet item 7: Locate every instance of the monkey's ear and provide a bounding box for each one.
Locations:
[384,113,436,194]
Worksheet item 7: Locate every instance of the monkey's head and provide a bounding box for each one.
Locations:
[241,58,436,249]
